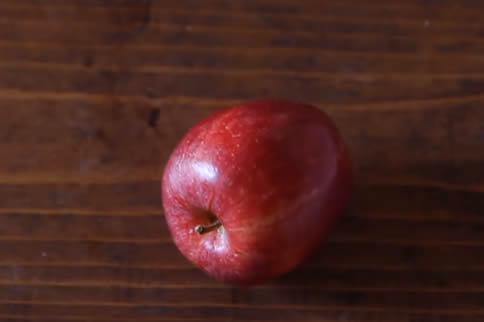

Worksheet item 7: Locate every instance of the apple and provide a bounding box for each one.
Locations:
[162,99,352,285]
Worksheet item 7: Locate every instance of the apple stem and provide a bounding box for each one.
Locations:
[195,220,221,234]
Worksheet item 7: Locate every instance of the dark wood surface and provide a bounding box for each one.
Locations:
[0,0,483,321]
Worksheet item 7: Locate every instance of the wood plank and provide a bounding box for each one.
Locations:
[0,303,483,321]
[0,182,162,211]
[1,7,483,38]
[1,265,484,290]
[0,212,169,241]
[0,240,481,270]
[1,21,484,55]
[0,241,187,266]
[2,284,484,310]
[2,42,484,74]
[2,0,484,24]
[2,65,484,104]
[306,243,484,269]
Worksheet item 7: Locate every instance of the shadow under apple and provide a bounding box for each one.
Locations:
[225,183,484,320]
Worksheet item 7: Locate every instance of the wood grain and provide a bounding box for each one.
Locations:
[0,0,483,321]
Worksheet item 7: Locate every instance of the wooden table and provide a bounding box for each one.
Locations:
[1,0,483,321]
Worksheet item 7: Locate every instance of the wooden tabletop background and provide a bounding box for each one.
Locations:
[1,0,484,321]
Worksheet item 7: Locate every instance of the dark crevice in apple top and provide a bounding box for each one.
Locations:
[195,210,222,234]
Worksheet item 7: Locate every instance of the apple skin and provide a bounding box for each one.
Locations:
[162,99,352,285]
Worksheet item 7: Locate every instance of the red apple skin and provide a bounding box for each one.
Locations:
[162,99,352,285]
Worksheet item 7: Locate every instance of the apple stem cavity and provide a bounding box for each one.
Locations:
[195,220,222,234]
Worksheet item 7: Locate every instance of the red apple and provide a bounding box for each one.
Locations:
[162,99,352,285]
